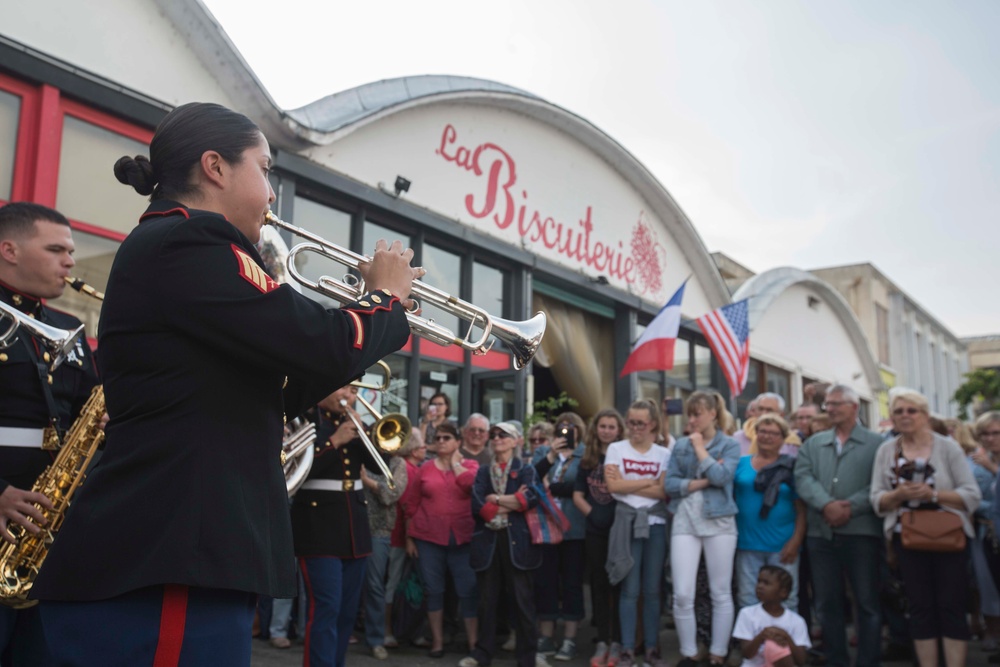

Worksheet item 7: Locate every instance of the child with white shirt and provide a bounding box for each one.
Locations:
[732,566,810,667]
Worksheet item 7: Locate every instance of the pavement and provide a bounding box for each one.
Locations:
[249,618,998,667]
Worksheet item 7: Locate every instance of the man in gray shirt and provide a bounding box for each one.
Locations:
[793,385,883,667]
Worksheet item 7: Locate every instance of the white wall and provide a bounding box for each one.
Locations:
[750,283,876,406]
[3,0,235,108]
[303,101,715,317]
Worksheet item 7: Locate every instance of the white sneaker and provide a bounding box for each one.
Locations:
[590,641,609,667]
[502,631,517,651]
[535,655,552,667]
[371,646,388,660]
[457,657,480,667]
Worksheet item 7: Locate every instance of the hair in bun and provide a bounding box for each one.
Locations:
[114,155,157,196]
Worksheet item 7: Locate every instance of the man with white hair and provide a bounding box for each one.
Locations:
[793,385,883,667]
[461,413,493,467]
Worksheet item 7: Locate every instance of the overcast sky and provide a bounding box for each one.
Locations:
[203,0,1000,337]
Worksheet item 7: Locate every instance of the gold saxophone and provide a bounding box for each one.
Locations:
[0,277,105,608]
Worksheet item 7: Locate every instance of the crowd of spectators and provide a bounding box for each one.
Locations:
[259,384,996,667]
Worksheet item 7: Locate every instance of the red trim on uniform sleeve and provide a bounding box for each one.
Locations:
[345,311,364,349]
[514,491,529,511]
[480,502,500,523]
[231,244,281,294]
[152,584,189,667]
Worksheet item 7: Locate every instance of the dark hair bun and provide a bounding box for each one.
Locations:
[113,155,157,196]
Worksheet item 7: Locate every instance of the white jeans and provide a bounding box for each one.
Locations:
[671,532,738,658]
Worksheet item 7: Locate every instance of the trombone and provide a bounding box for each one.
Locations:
[264,212,546,370]
[341,361,411,490]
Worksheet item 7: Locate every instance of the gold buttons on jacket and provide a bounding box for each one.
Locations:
[310,501,318,507]
[43,352,51,363]
[343,459,350,465]
[0,353,7,362]
[371,294,382,304]
[12,295,21,306]
[360,301,370,307]
[47,374,53,385]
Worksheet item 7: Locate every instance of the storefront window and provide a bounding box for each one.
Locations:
[419,360,461,423]
[53,230,119,334]
[638,374,661,404]
[664,385,692,440]
[0,90,19,201]
[421,244,461,338]
[694,343,712,387]
[355,354,409,424]
[478,374,516,424]
[56,115,147,234]
[291,198,352,308]
[471,261,507,352]
[737,359,763,419]
[667,338,691,384]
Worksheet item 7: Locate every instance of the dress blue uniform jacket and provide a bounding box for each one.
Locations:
[469,458,542,572]
[32,200,409,601]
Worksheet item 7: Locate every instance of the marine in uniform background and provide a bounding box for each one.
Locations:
[0,202,98,666]
[292,384,382,667]
[29,102,419,667]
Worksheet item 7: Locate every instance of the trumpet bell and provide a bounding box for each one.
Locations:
[489,312,547,371]
[372,413,411,454]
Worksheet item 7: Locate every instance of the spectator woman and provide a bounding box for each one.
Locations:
[385,430,428,649]
[573,408,626,667]
[527,422,555,460]
[968,419,1000,651]
[665,391,740,667]
[531,412,588,661]
[871,389,980,667]
[605,399,671,667]
[360,444,409,659]
[419,392,456,451]
[463,422,544,667]
[733,414,806,610]
[402,422,479,658]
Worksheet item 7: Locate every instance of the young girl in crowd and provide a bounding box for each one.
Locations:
[604,399,671,667]
[573,408,626,667]
[665,391,740,667]
[731,566,810,667]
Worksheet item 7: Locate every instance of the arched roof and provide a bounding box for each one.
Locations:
[157,0,731,310]
[733,267,884,392]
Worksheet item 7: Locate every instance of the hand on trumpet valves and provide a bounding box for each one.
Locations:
[356,239,425,309]
[0,485,54,545]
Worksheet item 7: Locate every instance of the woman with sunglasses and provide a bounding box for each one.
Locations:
[871,389,980,667]
[401,422,479,658]
[573,408,626,667]
[665,391,740,667]
[604,399,671,667]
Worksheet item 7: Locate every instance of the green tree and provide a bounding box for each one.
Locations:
[526,391,579,428]
[954,368,1000,419]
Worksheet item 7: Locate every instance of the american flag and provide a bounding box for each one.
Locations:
[696,300,751,396]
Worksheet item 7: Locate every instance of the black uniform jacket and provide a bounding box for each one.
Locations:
[32,200,409,601]
[0,281,97,494]
[291,410,380,559]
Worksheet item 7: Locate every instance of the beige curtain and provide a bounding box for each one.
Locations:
[532,293,616,418]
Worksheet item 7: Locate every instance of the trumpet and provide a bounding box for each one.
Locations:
[0,301,84,372]
[264,212,546,370]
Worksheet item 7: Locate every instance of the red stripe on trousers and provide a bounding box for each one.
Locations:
[152,584,189,667]
[300,557,316,667]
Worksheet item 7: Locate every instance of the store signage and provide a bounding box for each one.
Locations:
[435,123,666,298]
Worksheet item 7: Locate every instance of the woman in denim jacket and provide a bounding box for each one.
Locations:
[664,391,740,667]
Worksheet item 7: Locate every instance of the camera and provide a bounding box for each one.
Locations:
[557,423,575,449]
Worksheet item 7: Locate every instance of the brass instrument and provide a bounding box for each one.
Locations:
[0,277,105,607]
[0,300,84,372]
[283,417,317,496]
[264,212,546,370]
[350,361,412,456]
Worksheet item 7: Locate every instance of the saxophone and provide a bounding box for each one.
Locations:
[0,385,105,607]
[0,276,105,608]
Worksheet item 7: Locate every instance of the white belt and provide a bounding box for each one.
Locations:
[300,479,357,492]
[0,427,45,448]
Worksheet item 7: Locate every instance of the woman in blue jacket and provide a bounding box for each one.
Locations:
[464,421,542,667]
[664,391,741,667]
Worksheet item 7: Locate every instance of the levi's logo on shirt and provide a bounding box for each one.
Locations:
[622,459,660,476]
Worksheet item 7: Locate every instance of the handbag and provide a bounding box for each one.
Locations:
[525,484,571,545]
[900,509,966,552]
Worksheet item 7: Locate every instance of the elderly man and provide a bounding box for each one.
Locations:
[736,392,801,456]
[461,413,492,467]
[793,403,820,440]
[793,385,883,667]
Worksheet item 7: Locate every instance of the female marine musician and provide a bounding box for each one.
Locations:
[31,102,419,666]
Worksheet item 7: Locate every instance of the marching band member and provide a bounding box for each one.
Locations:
[30,102,417,666]
[291,385,386,667]
[0,202,97,666]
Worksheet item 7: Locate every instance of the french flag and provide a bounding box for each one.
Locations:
[619,280,687,377]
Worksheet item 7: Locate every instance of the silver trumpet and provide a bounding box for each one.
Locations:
[0,300,84,371]
[264,212,546,370]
